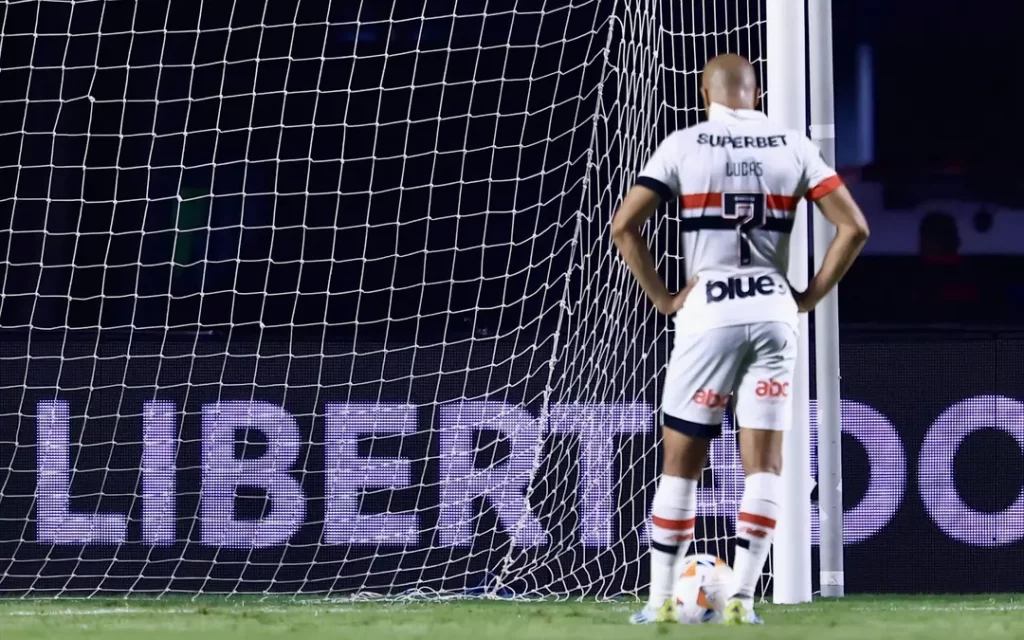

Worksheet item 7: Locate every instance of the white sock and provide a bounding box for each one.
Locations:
[648,475,698,609]
[730,472,781,603]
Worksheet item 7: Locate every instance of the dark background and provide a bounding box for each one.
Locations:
[0,0,1022,596]
[1,0,1022,336]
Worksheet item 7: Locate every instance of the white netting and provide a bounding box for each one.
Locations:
[0,0,770,597]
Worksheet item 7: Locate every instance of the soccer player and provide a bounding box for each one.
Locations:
[611,54,869,625]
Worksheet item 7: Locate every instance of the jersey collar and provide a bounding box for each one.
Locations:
[707,102,767,123]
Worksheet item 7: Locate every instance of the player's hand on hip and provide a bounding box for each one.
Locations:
[656,277,698,315]
[791,287,818,313]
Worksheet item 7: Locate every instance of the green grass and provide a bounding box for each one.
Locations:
[1,595,1021,639]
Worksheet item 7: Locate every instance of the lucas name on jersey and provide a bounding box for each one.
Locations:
[725,161,763,177]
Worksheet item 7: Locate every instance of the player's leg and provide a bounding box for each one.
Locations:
[723,322,796,625]
[631,326,746,624]
[722,428,783,624]
[641,427,708,618]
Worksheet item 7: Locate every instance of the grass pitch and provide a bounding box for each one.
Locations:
[1,595,1021,639]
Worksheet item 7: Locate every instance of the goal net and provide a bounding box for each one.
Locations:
[0,0,779,598]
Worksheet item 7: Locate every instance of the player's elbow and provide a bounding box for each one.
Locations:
[837,222,869,253]
[610,211,635,240]
[849,218,870,243]
[829,204,870,245]
[818,187,870,244]
[841,219,869,244]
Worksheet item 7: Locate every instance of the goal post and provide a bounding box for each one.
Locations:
[809,0,846,599]
[767,0,845,604]
[765,0,814,605]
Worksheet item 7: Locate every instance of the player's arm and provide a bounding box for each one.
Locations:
[612,135,696,315]
[800,170,870,312]
[611,187,680,315]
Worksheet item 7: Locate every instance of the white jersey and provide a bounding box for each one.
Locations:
[637,103,843,336]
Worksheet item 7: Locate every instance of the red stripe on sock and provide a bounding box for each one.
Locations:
[652,516,696,531]
[738,512,776,529]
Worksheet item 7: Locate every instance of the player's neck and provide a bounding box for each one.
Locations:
[710,100,756,113]
[707,102,761,123]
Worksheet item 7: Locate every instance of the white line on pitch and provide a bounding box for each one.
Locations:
[3,602,1022,617]
[851,604,1024,612]
[0,606,362,617]
[771,604,1024,613]
[0,608,194,617]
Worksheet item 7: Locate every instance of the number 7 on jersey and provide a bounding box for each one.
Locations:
[722,193,766,267]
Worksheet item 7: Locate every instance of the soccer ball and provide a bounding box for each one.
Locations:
[673,554,734,624]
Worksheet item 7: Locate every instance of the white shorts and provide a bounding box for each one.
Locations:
[661,322,797,438]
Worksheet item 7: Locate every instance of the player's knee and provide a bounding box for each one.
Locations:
[741,447,782,475]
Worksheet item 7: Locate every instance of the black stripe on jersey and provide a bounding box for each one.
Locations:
[679,216,795,233]
[635,176,674,203]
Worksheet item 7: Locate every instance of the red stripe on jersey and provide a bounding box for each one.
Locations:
[652,515,696,531]
[679,193,722,209]
[806,174,843,201]
[679,192,799,212]
[766,194,799,211]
